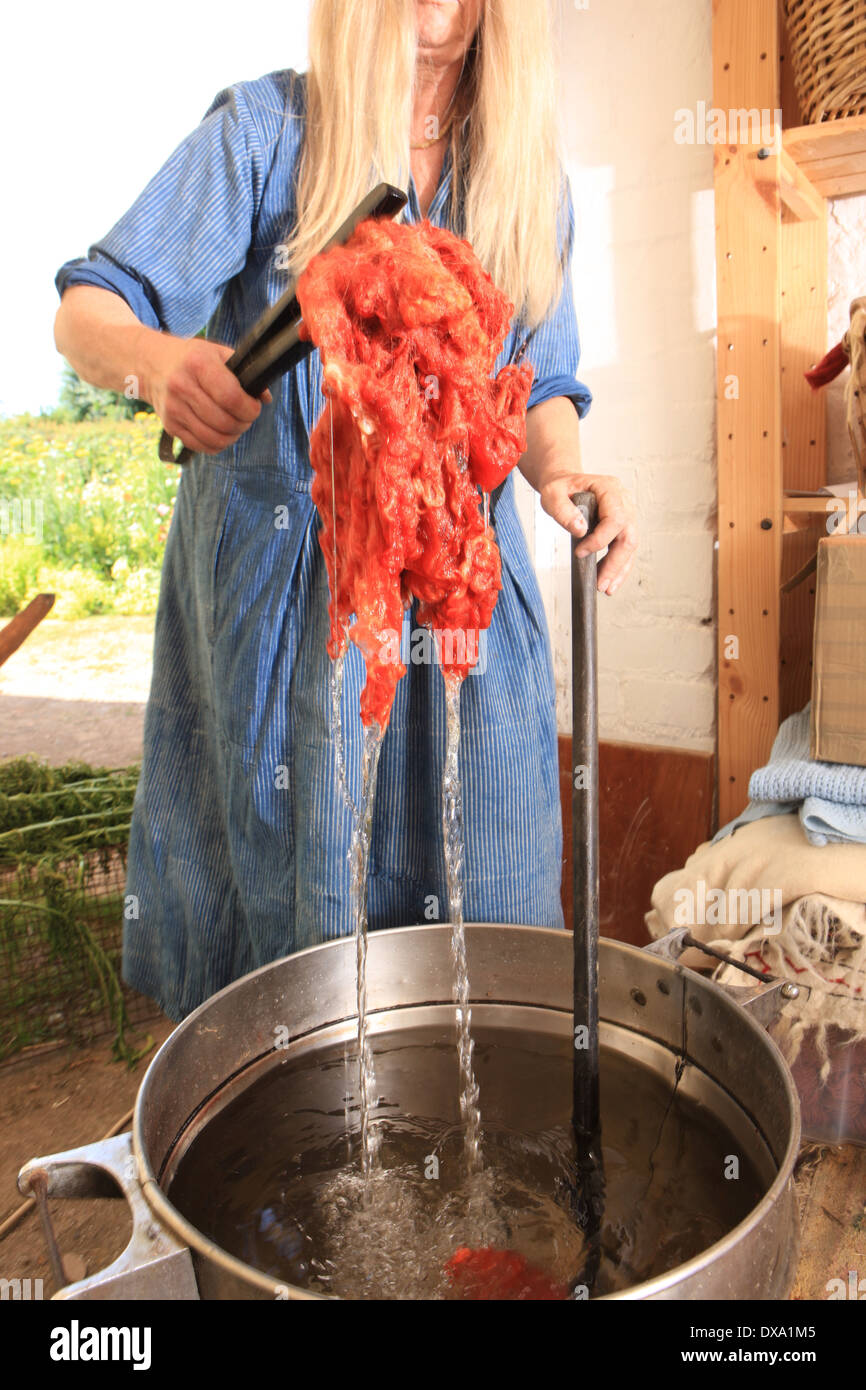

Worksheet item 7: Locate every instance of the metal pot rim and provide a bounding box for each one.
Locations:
[132,924,801,1301]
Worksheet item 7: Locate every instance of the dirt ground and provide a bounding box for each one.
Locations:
[0,1019,175,1294]
[0,614,165,1291]
[0,616,152,765]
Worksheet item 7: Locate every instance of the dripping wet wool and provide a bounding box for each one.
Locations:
[293,214,536,1295]
[297,217,513,1184]
[297,216,534,730]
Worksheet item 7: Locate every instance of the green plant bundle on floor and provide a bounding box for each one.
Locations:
[0,757,153,1065]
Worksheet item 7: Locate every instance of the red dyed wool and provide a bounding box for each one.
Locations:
[297,218,533,730]
[444,1246,569,1301]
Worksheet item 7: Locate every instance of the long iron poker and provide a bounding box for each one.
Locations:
[570,489,606,1295]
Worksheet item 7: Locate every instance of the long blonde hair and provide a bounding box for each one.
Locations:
[285,0,566,328]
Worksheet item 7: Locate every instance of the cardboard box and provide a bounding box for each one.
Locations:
[810,535,866,766]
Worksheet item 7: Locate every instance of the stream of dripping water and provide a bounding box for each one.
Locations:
[328,391,382,1184]
[329,395,359,822]
[350,720,385,1183]
[442,671,483,1175]
[330,652,358,819]
[333,434,490,1188]
[444,489,489,1170]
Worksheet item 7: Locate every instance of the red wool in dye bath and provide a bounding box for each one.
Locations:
[444,1246,569,1301]
[296,217,533,730]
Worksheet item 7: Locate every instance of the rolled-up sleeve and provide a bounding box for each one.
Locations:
[520,179,592,420]
[54,84,265,337]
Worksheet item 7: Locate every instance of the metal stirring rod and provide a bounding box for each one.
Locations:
[570,489,606,1292]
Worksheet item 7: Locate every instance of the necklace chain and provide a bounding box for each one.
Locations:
[411,80,462,151]
[411,107,456,151]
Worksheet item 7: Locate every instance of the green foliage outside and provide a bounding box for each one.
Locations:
[0,408,176,619]
[55,362,154,423]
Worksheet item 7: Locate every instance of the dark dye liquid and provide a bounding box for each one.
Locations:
[166,1026,766,1299]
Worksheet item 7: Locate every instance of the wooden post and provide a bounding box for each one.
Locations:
[713,0,783,824]
[779,178,827,721]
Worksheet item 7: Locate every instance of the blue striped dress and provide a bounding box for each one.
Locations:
[55,70,592,1021]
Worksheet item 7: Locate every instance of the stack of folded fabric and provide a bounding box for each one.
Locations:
[645,813,866,1143]
[713,703,866,847]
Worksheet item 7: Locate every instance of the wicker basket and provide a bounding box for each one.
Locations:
[784,0,866,123]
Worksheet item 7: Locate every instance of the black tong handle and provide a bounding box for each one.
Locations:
[158,183,407,466]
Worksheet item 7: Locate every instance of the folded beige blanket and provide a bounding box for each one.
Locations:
[646,813,866,941]
[645,814,866,1076]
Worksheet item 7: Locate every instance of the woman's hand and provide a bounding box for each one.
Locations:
[141,333,272,457]
[53,289,272,458]
[520,397,638,595]
[538,471,638,595]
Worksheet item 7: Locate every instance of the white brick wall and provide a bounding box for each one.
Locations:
[534,0,717,749]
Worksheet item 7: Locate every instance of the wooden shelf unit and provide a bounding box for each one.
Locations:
[713,1,865,825]
[784,114,866,198]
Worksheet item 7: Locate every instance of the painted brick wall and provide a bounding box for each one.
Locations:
[520,0,718,750]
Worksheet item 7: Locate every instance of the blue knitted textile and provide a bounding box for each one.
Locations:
[713,704,866,846]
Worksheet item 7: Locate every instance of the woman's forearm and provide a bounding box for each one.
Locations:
[54,287,269,454]
[54,285,163,401]
[519,395,593,542]
[518,394,638,595]
[519,395,584,494]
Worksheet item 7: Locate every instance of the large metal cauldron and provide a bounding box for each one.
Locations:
[19,923,800,1300]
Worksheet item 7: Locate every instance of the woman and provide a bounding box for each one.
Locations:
[53,0,637,1021]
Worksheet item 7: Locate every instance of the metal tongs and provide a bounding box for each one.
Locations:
[158,183,408,465]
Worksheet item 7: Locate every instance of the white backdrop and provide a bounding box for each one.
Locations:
[1,0,310,417]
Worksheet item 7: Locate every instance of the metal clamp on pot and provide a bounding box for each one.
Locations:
[17,1132,199,1301]
[644,927,809,1030]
